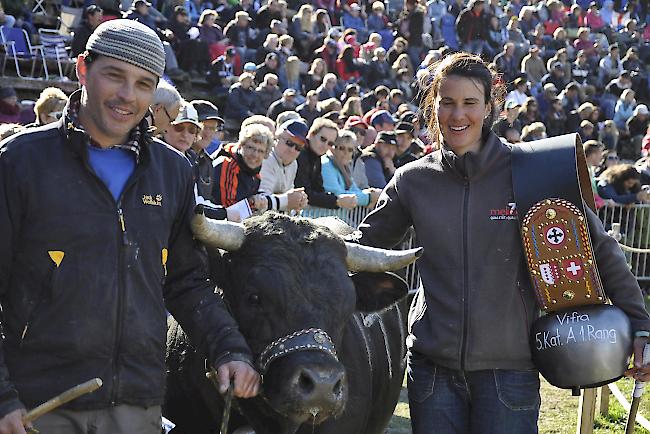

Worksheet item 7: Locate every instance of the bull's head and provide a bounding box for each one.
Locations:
[192,211,421,434]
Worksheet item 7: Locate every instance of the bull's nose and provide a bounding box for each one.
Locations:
[292,366,345,404]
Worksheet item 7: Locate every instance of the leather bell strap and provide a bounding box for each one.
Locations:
[522,198,606,311]
[511,134,605,313]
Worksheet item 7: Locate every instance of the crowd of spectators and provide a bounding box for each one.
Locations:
[4,0,650,215]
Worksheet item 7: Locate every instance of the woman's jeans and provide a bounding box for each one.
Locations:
[407,353,540,434]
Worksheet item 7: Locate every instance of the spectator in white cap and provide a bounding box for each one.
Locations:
[0,19,259,434]
[163,102,202,154]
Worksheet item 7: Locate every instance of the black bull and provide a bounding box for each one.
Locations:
[163,212,421,434]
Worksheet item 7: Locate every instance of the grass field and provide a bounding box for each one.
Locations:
[386,375,650,433]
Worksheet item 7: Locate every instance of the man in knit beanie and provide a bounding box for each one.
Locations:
[0,19,259,434]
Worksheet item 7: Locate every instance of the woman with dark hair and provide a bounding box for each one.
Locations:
[335,44,361,83]
[597,163,649,205]
[353,51,650,433]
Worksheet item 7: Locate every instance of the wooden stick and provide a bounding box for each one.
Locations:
[23,378,103,424]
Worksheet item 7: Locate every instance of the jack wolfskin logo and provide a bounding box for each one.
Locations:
[143,194,163,206]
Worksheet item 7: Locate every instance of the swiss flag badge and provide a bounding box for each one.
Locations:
[562,259,584,280]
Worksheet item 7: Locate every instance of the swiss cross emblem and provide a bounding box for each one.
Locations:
[562,259,584,280]
[545,225,566,248]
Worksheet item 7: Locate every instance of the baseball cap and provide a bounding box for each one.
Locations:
[370,110,395,127]
[190,100,224,123]
[133,0,151,7]
[283,88,297,97]
[243,62,257,72]
[350,3,361,10]
[395,121,414,135]
[172,103,201,127]
[543,83,558,93]
[505,100,520,110]
[376,131,397,146]
[344,115,368,129]
[279,119,308,145]
[235,11,251,20]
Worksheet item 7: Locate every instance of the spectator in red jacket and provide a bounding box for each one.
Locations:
[336,45,361,83]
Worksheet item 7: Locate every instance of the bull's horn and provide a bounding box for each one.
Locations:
[345,243,423,272]
[191,212,245,251]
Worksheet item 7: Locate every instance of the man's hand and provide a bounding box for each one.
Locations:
[286,188,307,210]
[336,194,358,209]
[216,361,261,398]
[364,188,381,208]
[0,408,27,434]
[249,195,268,212]
[625,337,650,382]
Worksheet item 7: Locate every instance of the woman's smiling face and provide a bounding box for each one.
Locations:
[435,75,491,156]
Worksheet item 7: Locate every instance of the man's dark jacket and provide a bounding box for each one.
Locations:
[0,111,251,417]
[295,147,338,209]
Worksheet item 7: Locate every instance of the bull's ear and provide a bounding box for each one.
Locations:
[351,272,408,312]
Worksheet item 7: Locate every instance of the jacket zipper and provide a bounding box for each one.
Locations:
[78,151,142,406]
[460,178,470,370]
[110,206,128,405]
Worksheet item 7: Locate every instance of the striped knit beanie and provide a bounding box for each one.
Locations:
[86,19,165,78]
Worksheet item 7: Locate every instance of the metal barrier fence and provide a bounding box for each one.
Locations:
[303,203,650,287]
[598,204,650,282]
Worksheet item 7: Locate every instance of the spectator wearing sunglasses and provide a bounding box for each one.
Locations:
[163,102,203,154]
[32,87,68,126]
[150,79,182,136]
[322,130,381,209]
[295,118,358,209]
[257,119,310,212]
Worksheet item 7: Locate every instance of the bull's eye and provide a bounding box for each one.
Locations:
[248,293,261,306]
